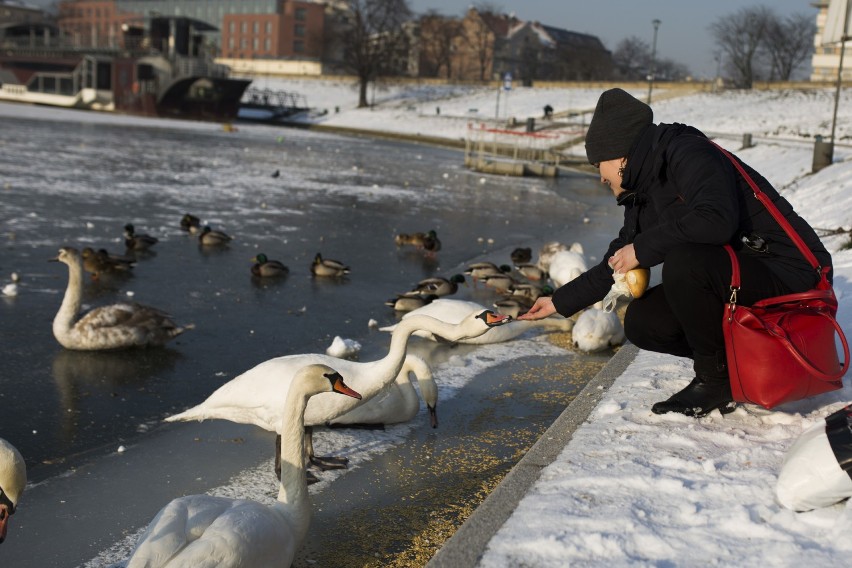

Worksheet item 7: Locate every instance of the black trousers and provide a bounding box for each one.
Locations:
[624,244,797,360]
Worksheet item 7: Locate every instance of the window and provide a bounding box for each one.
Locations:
[229,21,235,33]
[295,23,305,38]
[294,40,304,53]
[253,37,259,50]
[265,38,271,51]
[241,21,247,33]
[229,37,235,49]
[254,22,259,34]
[266,21,272,34]
[295,8,306,21]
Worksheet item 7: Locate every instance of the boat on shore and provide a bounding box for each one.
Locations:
[0,16,251,122]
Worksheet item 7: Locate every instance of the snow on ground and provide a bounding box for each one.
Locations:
[273,79,852,566]
[8,79,852,565]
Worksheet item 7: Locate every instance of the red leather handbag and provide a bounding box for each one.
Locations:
[715,143,849,408]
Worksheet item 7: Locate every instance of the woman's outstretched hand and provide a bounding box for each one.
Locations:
[517,296,557,320]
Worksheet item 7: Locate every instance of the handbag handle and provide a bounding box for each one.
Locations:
[709,141,832,288]
[724,244,850,382]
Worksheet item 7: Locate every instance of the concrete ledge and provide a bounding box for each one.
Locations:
[427,343,639,568]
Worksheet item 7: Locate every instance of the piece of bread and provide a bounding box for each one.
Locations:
[626,268,650,298]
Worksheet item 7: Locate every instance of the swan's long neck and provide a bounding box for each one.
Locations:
[355,314,480,401]
[53,258,83,337]
[363,315,431,394]
[274,389,313,546]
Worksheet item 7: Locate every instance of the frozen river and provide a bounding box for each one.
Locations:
[0,102,621,566]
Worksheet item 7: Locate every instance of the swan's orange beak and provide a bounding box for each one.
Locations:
[476,310,512,327]
[328,373,362,400]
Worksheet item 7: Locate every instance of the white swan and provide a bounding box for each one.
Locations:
[328,354,438,428]
[572,301,625,352]
[537,241,571,272]
[0,437,26,544]
[126,364,361,568]
[50,247,194,350]
[380,299,573,344]
[548,246,588,288]
[166,309,510,469]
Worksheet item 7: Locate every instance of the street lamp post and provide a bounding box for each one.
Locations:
[714,51,722,93]
[647,19,661,105]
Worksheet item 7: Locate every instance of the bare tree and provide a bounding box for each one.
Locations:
[765,13,815,81]
[709,6,773,88]
[612,36,651,80]
[418,12,464,79]
[654,59,691,82]
[464,4,502,81]
[335,0,413,108]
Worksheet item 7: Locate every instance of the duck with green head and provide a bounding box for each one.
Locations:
[251,253,289,278]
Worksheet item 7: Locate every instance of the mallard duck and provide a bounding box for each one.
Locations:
[128,365,361,568]
[250,253,289,278]
[385,292,437,312]
[508,282,552,301]
[180,213,201,234]
[515,263,548,282]
[394,232,427,247]
[198,226,232,246]
[421,230,441,255]
[124,223,159,251]
[81,247,135,278]
[0,437,26,544]
[411,274,466,297]
[50,247,194,350]
[463,261,512,284]
[511,247,532,264]
[394,229,440,254]
[493,295,534,318]
[311,253,349,277]
[481,272,516,294]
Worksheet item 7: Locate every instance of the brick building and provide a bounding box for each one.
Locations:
[220,0,323,60]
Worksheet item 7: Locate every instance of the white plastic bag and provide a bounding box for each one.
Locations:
[776,404,852,511]
[602,268,650,313]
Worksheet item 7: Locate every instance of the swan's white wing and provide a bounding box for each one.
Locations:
[167,353,385,431]
[549,250,588,288]
[127,495,293,568]
[573,309,624,352]
[166,354,327,430]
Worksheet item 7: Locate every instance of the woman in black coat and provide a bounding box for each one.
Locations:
[519,88,832,417]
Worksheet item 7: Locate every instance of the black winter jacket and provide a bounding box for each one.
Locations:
[551,123,832,318]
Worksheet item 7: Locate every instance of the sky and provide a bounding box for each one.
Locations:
[3,79,851,565]
[408,0,820,79]
[17,0,819,79]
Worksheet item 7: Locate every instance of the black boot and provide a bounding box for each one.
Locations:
[651,352,736,417]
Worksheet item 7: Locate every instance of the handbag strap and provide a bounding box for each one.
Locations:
[709,140,831,287]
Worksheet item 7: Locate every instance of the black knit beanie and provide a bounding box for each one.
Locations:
[585,88,653,165]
